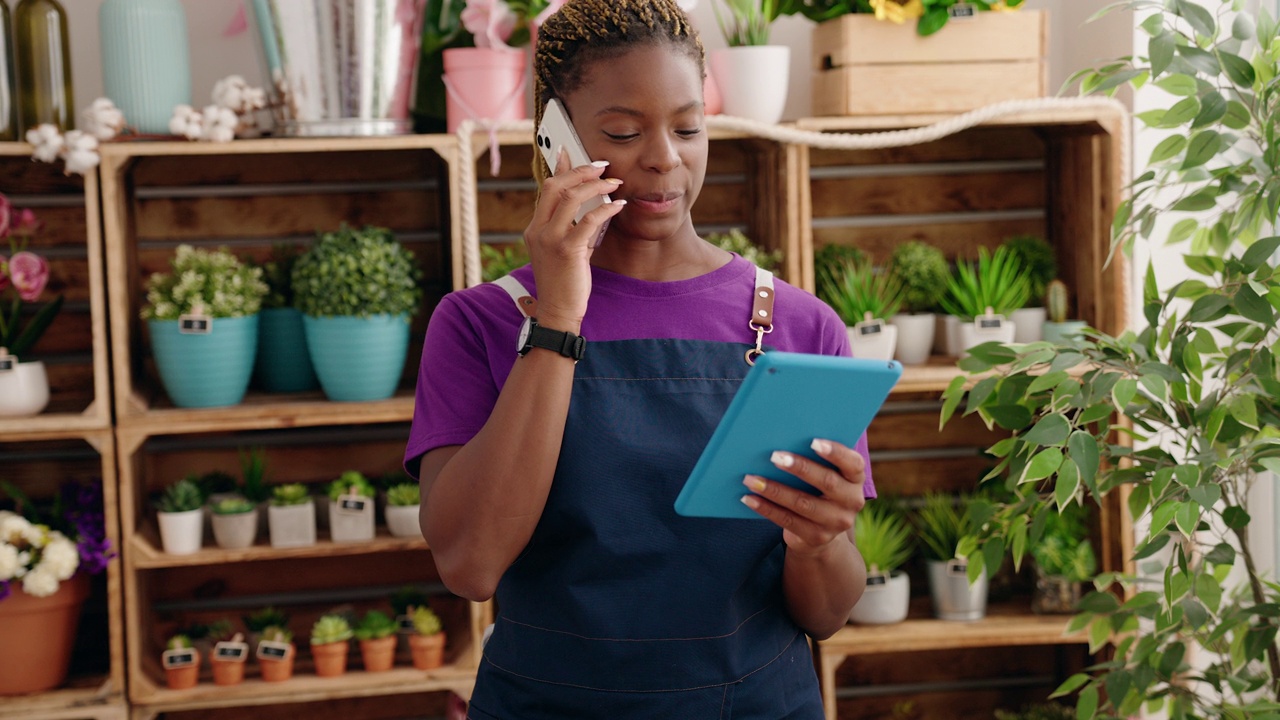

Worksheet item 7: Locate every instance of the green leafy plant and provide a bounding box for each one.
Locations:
[816,259,906,325]
[270,483,310,507]
[713,0,783,46]
[480,243,529,283]
[353,610,398,641]
[244,607,289,634]
[386,483,420,507]
[776,0,1029,36]
[937,246,1033,320]
[409,605,443,636]
[310,615,353,646]
[886,241,949,314]
[391,587,430,618]
[1028,505,1096,583]
[813,243,867,272]
[854,502,913,576]
[913,492,971,562]
[167,634,194,651]
[291,225,423,318]
[196,470,239,502]
[210,497,255,515]
[140,245,268,321]
[1001,235,1057,307]
[328,471,376,501]
[156,477,203,514]
[260,243,305,310]
[239,447,270,505]
[205,619,238,643]
[260,625,293,644]
[705,229,783,272]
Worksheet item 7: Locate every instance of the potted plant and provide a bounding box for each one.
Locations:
[816,257,905,361]
[779,0,1029,36]
[309,614,353,678]
[196,469,239,547]
[243,606,289,651]
[0,197,63,417]
[254,244,319,393]
[1040,279,1087,345]
[210,630,250,686]
[848,502,913,625]
[705,229,783,272]
[885,240,948,366]
[267,483,316,549]
[327,471,377,543]
[162,634,201,690]
[1028,505,1096,615]
[255,625,296,682]
[354,609,398,672]
[384,482,422,539]
[1001,234,1057,344]
[209,496,258,550]
[914,492,986,621]
[239,446,271,538]
[155,475,204,555]
[291,225,423,402]
[710,0,790,124]
[140,244,268,408]
[390,586,430,663]
[936,246,1032,357]
[406,605,447,670]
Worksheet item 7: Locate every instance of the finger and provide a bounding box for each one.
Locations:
[549,178,623,235]
[770,450,862,509]
[556,145,570,175]
[532,161,614,229]
[744,473,851,536]
[573,198,627,243]
[740,489,830,547]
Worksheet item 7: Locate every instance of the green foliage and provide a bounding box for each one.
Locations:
[814,243,867,273]
[410,605,443,636]
[270,483,311,507]
[353,610,397,641]
[1029,505,1096,582]
[994,702,1076,720]
[775,0,1029,36]
[713,0,783,46]
[156,476,203,514]
[243,607,289,634]
[1001,235,1057,306]
[854,502,914,575]
[386,483,421,507]
[480,243,529,283]
[1044,279,1071,323]
[239,447,270,504]
[291,225,423,318]
[886,241,949,313]
[328,471,376,501]
[166,634,193,651]
[205,619,238,643]
[141,245,268,320]
[196,470,239,501]
[816,259,906,324]
[260,244,305,309]
[705,229,783,272]
[260,625,293,644]
[937,246,1033,320]
[210,497,255,515]
[390,586,429,617]
[310,615,353,646]
[913,492,972,562]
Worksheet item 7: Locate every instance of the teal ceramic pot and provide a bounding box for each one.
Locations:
[302,314,410,402]
[148,315,258,408]
[100,0,191,134]
[255,307,319,393]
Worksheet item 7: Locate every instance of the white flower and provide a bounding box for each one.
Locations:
[21,566,59,598]
[201,105,239,143]
[62,130,101,176]
[20,522,45,547]
[212,75,267,115]
[0,510,30,541]
[25,124,64,163]
[169,104,204,140]
[81,97,127,140]
[14,551,31,577]
[41,534,79,580]
[0,544,19,581]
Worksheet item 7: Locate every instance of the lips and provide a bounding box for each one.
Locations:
[630,191,683,213]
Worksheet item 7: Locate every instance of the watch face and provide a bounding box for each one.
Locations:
[517,317,533,353]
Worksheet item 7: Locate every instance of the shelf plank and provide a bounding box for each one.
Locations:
[0,411,112,441]
[129,529,430,570]
[0,677,123,719]
[113,392,415,437]
[96,134,456,159]
[796,104,1126,132]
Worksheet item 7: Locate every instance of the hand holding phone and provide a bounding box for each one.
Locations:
[536,99,613,243]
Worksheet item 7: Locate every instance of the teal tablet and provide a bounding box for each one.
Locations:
[674,352,902,519]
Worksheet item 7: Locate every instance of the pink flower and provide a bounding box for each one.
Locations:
[461,0,518,49]
[0,194,9,239]
[8,252,49,302]
[11,209,42,238]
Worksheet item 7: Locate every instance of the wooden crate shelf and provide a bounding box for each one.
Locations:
[127,528,429,570]
[0,685,127,720]
[0,145,112,435]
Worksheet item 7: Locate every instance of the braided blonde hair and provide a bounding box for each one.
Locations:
[531,0,705,183]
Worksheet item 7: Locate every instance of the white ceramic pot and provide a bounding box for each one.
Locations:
[0,360,50,417]
[957,316,1016,358]
[709,46,790,125]
[849,571,910,625]
[385,504,422,539]
[268,503,317,548]
[157,509,204,555]
[329,499,375,543]
[890,313,935,365]
[936,314,963,357]
[927,559,989,621]
[846,322,897,361]
[211,509,259,549]
[1011,307,1047,343]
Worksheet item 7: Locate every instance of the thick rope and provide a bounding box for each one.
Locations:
[456,96,1131,287]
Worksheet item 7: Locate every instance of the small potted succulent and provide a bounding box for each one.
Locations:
[328,471,376,543]
[704,229,783,272]
[267,483,316,549]
[210,496,258,550]
[1002,234,1058,344]
[1041,279,1088,344]
[915,492,987,622]
[243,606,289,651]
[848,502,913,625]
[407,605,447,670]
[354,610,398,672]
[254,243,319,393]
[1029,505,1097,615]
[291,225,423,402]
[210,630,250,686]
[255,625,296,682]
[816,257,905,361]
[384,482,422,539]
[140,245,268,408]
[885,240,949,365]
[936,246,1032,358]
[309,614,353,678]
[162,634,201,690]
[155,475,204,555]
[196,469,239,546]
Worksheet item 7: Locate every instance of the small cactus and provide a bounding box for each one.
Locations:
[409,606,443,636]
[157,476,204,514]
[310,614,353,646]
[1045,279,1070,323]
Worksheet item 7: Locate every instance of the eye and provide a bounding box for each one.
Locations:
[677,128,703,138]
[603,132,638,141]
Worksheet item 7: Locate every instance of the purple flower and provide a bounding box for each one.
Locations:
[57,480,115,576]
[0,580,10,602]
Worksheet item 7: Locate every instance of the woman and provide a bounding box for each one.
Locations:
[406,1,874,715]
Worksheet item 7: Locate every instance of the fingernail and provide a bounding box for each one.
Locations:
[811,439,832,455]
[612,199,627,207]
[605,178,623,185]
[591,160,610,168]
[743,476,766,493]
[741,495,760,510]
[771,451,793,468]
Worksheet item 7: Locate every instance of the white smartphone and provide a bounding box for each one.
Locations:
[536,99,612,241]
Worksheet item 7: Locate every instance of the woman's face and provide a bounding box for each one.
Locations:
[561,43,708,245]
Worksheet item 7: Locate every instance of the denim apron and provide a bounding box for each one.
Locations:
[467,270,823,719]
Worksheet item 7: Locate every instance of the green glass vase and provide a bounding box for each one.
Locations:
[14,0,74,132]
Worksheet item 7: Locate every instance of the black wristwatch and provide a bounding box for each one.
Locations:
[517,317,586,362]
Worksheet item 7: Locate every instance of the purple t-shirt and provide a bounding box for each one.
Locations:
[405,253,876,496]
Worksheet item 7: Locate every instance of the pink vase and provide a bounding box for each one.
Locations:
[443,47,528,133]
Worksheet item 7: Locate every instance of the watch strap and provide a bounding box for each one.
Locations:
[527,323,586,361]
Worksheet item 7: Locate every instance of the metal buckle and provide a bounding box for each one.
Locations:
[745,321,772,366]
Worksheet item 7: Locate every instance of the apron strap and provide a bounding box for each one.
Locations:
[492,274,538,318]
[747,265,775,366]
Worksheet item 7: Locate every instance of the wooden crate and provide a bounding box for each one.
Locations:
[98,136,461,434]
[811,11,1047,117]
[0,145,111,434]
[127,690,463,720]
[0,430,125,716]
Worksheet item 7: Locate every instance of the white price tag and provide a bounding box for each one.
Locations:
[0,354,13,373]
[865,572,889,588]
[178,313,213,335]
[213,641,249,661]
[974,314,1006,334]
[335,494,368,514]
[256,640,292,661]
[949,2,977,19]
[162,648,198,669]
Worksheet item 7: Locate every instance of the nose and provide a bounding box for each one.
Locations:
[640,132,681,174]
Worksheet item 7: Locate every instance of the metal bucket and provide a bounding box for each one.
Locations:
[926,559,989,621]
[252,0,422,136]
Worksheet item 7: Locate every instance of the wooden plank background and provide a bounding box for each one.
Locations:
[151,691,456,720]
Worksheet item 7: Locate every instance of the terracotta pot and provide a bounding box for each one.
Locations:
[409,632,446,670]
[259,645,295,682]
[211,658,245,686]
[359,636,397,672]
[0,572,90,695]
[164,653,201,690]
[311,641,349,677]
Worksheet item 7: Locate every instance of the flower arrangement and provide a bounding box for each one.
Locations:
[778,0,1026,36]
[0,479,114,601]
[461,0,565,49]
[0,196,63,360]
[140,245,268,321]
